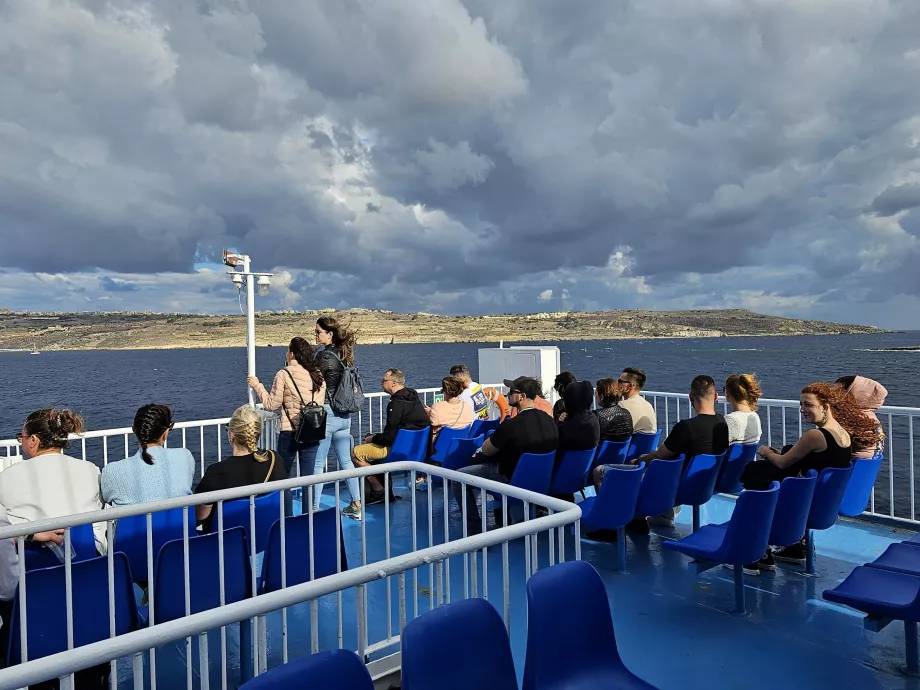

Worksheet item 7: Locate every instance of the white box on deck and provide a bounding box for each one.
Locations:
[477,346,562,402]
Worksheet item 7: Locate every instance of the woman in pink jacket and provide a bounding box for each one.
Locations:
[837,375,887,459]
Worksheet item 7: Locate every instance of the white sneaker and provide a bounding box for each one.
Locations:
[723,563,760,577]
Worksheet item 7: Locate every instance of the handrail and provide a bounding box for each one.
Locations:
[0,461,581,690]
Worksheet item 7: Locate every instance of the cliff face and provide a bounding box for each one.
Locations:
[0,308,883,351]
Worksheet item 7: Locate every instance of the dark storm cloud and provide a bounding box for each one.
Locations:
[1,0,920,325]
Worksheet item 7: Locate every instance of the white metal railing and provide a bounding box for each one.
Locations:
[0,462,581,689]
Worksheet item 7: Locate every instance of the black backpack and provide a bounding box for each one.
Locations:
[283,370,327,444]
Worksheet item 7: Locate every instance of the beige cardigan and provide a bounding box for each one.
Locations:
[254,362,328,432]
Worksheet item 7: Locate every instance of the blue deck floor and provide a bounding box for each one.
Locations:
[114,478,920,690]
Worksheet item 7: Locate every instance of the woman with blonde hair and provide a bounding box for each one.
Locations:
[195,405,287,529]
[723,374,763,445]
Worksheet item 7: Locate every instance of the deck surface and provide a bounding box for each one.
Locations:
[111,479,920,690]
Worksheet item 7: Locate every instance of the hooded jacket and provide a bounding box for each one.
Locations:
[371,387,431,447]
[557,381,600,461]
[847,376,888,459]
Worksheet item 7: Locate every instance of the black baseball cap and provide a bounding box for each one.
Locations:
[503,376,543,400]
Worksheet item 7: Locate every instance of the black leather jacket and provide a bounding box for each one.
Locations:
[315,345,345,405]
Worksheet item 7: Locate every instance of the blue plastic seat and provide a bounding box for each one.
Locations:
[401,598,517,690]
[675,453,725,531]
[113,506,196,583]
[634,458,683,519]
[488,451,555,523]
[625,430,661,462]
[768,471,817,548]
[662,482,780,612]
[260,508,346,593]
[549,448,596,497]
[868,542,920,576]
[469,419,500,439]
[387,427,431,463]
[218,490,282,554]
[8,553,139,665]
[429,425,472,464]
[716,443,758,494]
[23,523,97,571]
[239,649,373,689]
[823,565,920,674]
[523,560,658,690]
[839,454,883,517]
[580,463,646,571]
[804,464,854,573]
[441,434,484,472]
[593,440,631,473]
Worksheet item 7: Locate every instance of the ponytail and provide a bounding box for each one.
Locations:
[132,404,174,464]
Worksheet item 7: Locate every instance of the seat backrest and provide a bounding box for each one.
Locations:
[113,507,196,582]
[808,464,854,530]
[723,482,780,565]
[839,455,883,517]
[239,649,374,690]
[509,452,556,497]
[769,471,818,547]
[429,425,472,463]
[675,453,724,507]
[634,458,683,517]
[469,419,500,439]
[24,523,97,571]
[625,430,661,461]
[388,427,431,463]
[523,560,623,690]
[260,508,347,594]
[549,448,596,495]
[593,440,631,472]
[218,490,282,554]
[587,463,646,530]
[8,553,138,664]
[716,443,759,494]
[401,598,517,690]
[153,527,252,624]
[441,435,484,471]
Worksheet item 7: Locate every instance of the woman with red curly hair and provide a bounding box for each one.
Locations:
[737,382,880,571]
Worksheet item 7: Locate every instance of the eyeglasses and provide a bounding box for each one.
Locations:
[508,389,522,396]
[381,378,396,385]
[617,379,632,386]
[14,432,23,443]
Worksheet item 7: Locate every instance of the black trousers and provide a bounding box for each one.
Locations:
[740,445,797,491]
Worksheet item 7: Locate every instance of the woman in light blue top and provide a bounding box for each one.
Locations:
[101,404,196,506]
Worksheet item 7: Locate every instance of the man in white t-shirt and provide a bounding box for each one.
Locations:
[449,364,490,420]
[617,367,657,433]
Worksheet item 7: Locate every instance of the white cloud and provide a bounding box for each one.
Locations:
[537,289,553,301]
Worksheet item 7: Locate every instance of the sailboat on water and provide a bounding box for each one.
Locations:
[30,343,40,355]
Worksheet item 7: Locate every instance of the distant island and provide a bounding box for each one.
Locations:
[0,308,886,351]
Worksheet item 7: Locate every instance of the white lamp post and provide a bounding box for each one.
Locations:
[222,249,274,407]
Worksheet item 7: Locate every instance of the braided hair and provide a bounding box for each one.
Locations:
[228,406,270,462]
[23,408,85,451]
[133,404,173,465]
[288,337,325,392]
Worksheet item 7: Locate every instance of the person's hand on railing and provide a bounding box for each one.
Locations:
[247,376,260,389]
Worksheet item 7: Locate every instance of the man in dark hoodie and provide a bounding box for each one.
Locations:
[352,368,430,502]
[556,380,600,466]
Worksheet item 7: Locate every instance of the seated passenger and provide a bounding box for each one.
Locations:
[101,404,196,506]
[508,377,554,418]
[594,378,633,444]
[0,409,107,554]
[551,371,577,421]
[453,377,558,534]
[352,369,430,503]
[428,376,474,441]
[836,375,887,459]
[195,405,287,530]
[617,367,657,434]
[723,374,763,445]
[449,364,490,421]
[739,381,879,570]
[557,380,600,464]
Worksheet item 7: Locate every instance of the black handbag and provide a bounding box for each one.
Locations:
[283,370,327,444]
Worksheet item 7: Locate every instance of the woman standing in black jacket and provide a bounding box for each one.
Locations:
[302,316,362,520]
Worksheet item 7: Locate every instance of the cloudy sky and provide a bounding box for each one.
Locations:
[2,0,920,328]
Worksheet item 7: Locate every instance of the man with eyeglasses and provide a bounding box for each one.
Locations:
[352,368,430,503]
[617,367,657,434]
[452,376,558,535]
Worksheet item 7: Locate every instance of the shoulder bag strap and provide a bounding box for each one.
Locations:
[263,450,276,484]
[282,369,307,427]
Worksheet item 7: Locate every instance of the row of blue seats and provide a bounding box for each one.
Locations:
[10,508,345,678]
[241,560,658,690]
[823,531,920,675]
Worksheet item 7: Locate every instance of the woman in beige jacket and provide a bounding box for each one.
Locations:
[248,337,326,478]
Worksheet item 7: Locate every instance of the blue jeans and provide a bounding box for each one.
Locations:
[301,406,360,511]
[277,431,307,477]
